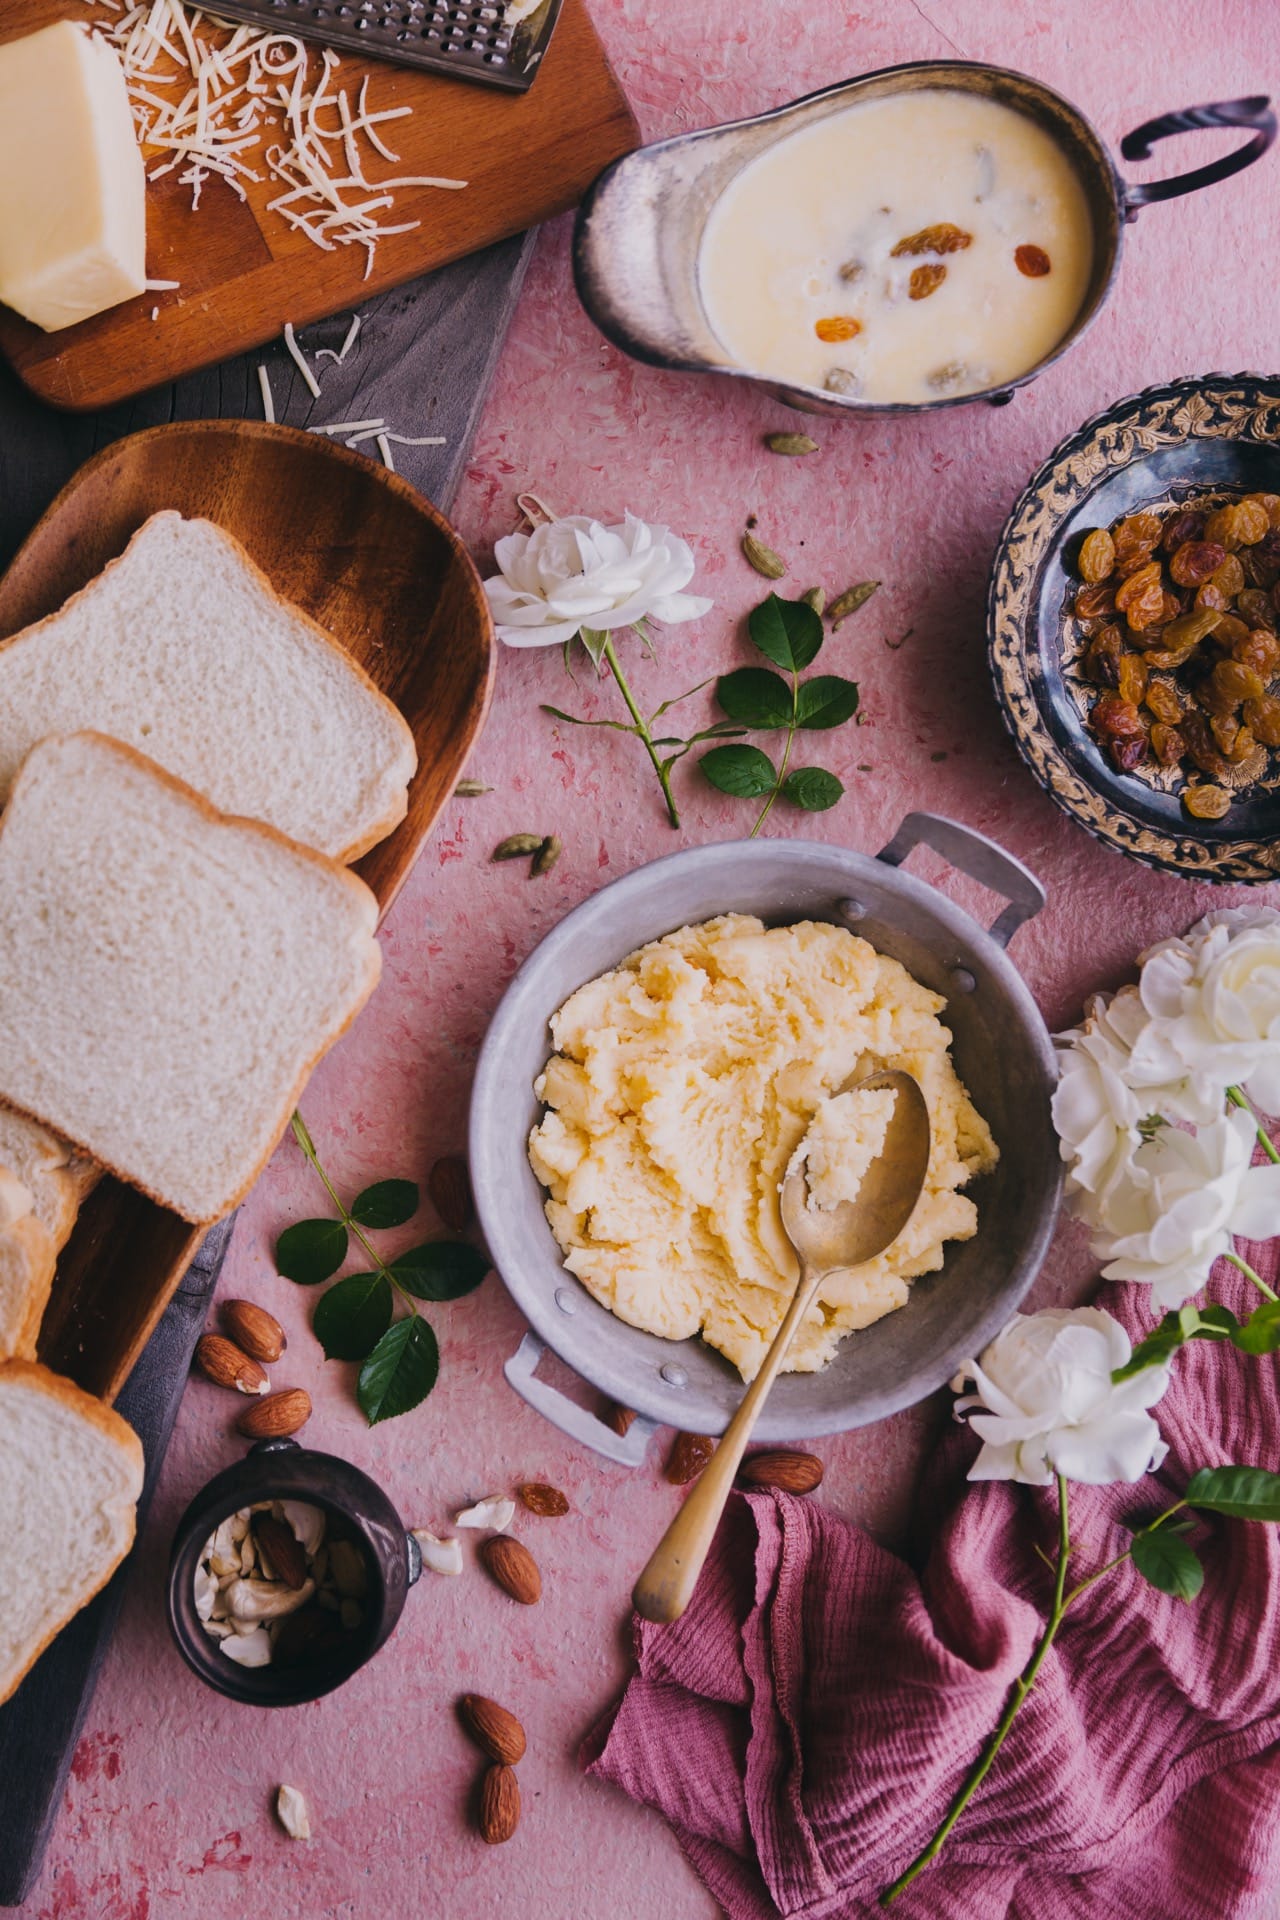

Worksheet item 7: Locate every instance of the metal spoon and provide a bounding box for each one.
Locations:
[632,1068,931,1625]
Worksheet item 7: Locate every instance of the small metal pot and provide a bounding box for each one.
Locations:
[574,64,1275,417]
[166,1438,420,1707]
[470,814,1062,1464]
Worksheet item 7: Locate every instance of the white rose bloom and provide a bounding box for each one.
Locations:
[1136,911,1280,1116]
[484,512,713,649]
[1053,990,1147,1226]
[953,1307,1169,1486]
[1093,1108,1280,1309]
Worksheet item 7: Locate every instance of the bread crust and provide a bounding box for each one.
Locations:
[0,1361,143,1706]
[7,1216,57,1361]
[0,510,417,864]
[0,731,382,1224]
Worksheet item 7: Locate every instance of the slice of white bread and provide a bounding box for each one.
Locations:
[0,1169,56,1361]
[0,732,382,1223]
[0,1362,143,1705]
[0,1104,81,1250]
[0,511,418,862]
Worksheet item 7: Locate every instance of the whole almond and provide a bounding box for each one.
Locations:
[459,1694,527,1766]
[666,1432,716,1486]
[428,1156,473,1232]
[737,1449,825,1494]
[221,1299,287,1365]
[478,1763,520,1844]
[195,1333,268,1396]
[517,1482,569,1518]
[601,1401,636,1437]
[480,1534,541,1606]
[254,1512,310,1589]
[236,1386,312,1440]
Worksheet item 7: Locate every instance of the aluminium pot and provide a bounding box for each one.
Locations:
[469,814,1063,1465]
[573,63,1275,417]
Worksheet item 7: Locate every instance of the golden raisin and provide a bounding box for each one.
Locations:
[1205,659,1265,713]
[1114,560,1162,611]
[1150,722,1187,766]
[1234,499,1270,545]
[1212,553,1246,597]
[1245,695,1280,746]
[1184,784,1232,820]
[815,316,861,343]
[1124,583,1167,632]
[1220,721,1256,764]
[1091,691,1145,738]
[1111,736,1146,772]
[1117,653,1149,705]
[1181,710,1233,778]
[1015,243,1051,276]
[908,264,946,301]
[1232,629,1280,678]
[1237,587,1277,631]
[1083,626,1125,686]
[1242,542,1280,590]
[1196,580,1231,612]
[1159,608,1222,654]
[1212,612,1251,652]
[1162,508,1207,552]
[1144,680,1183,726]
[1078,529,1116,583]
[1075,583,1117,621]
[1170,540,1228,587]
[890,223,972,256]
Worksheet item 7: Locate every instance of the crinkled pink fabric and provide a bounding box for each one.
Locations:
[583,1246,1280,1919]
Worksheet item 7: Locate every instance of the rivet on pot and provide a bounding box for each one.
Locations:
[951,967,978,994]
[660,1364,688,1388]
[554,1287,578,1315]
[838,897,868,922]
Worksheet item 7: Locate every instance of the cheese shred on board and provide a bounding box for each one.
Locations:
[82,1,468,276]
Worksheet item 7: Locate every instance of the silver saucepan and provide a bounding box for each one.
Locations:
[469,815,1063,1465]
[573,63,1275,418]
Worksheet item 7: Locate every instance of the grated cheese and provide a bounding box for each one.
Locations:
[81,1,468,275]
[282,320,320,399]
[257,361,274,422]
[314,311,360,365]
[374,432,395,472]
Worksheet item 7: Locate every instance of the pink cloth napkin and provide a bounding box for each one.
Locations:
[583,1243,1280,1919]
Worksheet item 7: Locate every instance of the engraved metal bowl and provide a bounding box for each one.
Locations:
[989,373,1280,883]
[574,66,1273,418]
[470,816,1061,1464]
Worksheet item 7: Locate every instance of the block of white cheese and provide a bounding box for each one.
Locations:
[0,22,146,332]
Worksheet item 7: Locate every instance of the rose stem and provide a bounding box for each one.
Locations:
[290,1111,422,1316]
[1227,1086,1280,1165]
[1224,1250,1279,1303]
[750,668,798,838]
[601,633,681,829]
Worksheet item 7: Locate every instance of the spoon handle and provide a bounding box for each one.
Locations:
[632,1263,824,1624]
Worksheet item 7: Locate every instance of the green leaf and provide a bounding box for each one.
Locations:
[541,705,635,734]
[715,666,794,729]
[357,1314,440,1425]
[700,743,777,798]
[1130,1527,1204,1601]
[782,766,844,812]
[748,593,824,672]
[1187,1465,1280,1521]
[313,1272,393,1361]
[796,674,860,730]
[350,1179,419,1230]
[392,1240,490,1301]
[578,626,609,668]
[275,1217,348,1285]
[1231,1300,1280,1355]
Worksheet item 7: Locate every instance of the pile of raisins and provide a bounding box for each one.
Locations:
[1072,492,1280,821]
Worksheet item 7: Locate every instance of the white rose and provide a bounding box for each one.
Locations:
[953,1307,1169,1486]
[1053,990,1146,1226]
[1137,911,1280,1116]
[1092,1108,1280,1309]
[483,511,713,649]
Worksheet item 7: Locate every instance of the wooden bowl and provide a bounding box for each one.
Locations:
[0,420,494,1401]
[988,373,1280,883]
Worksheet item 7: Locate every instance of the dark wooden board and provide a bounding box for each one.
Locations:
[0,228,535,1908]
[0,0,636,410]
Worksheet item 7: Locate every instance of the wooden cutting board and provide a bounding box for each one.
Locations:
[0,0,637,411]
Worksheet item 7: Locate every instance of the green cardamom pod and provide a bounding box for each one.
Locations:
[455,779,493,797]
[742,531,786,579]
[800,586,826,616]
[532,835,563,876]
[828,581,881,627]
[492,833,544,861]
[764,432,819,457]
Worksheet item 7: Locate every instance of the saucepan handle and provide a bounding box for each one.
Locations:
[876,812,1045,949]
[1120,96,1276,219]
[503,1331,656,1467]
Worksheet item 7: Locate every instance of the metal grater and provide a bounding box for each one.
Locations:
[206,0,564,92]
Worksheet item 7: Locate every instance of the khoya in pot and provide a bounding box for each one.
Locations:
[574,63,1274,416]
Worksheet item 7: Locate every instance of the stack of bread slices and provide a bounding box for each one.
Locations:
[0,511,419,1703]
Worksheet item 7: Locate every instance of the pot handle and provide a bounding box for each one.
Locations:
[503,1331,657,1467]
[1121,96,1275,219]
[876,812,1045,949]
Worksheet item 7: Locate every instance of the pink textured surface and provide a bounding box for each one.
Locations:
[23,5,1280,1917]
